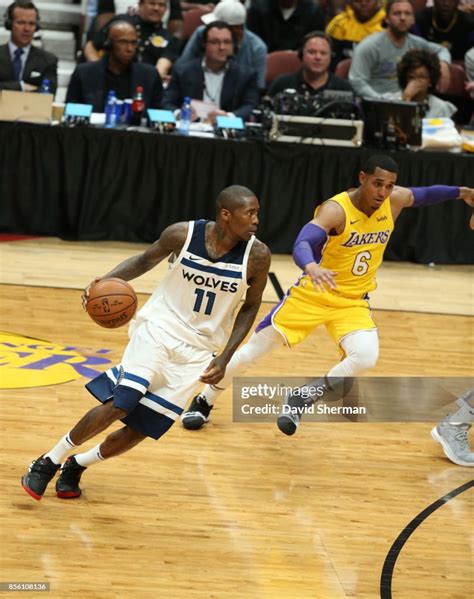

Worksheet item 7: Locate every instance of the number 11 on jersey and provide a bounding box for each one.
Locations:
[193,288,216,315]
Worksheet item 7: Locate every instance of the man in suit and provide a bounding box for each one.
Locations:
[162,21,259,122]
[0,1,58,93]
[66,20,163,112]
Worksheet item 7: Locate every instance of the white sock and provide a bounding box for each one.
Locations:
[201,328,282,406]
[44,433,77,466]
[201,385,220,406]
[75,444,105,468]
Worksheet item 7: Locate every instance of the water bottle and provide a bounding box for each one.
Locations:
[124,99,133,124]
[179,96,191,135]
[115,99,124,124]
[40,78,51,94]
[105,90,117,128]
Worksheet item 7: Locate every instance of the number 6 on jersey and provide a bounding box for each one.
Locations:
[352,251,371,276]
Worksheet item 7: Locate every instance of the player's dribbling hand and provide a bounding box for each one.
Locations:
[82,277,101,311]
[305,263,337,292]
[459,187,474,207]
[200,355,228,385]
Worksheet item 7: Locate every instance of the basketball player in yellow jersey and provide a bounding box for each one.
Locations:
[181,154,474,437]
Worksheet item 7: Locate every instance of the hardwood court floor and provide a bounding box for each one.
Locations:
[0,239,473,599]
[1,237,473,314]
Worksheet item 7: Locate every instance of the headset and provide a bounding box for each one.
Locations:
[103,18,136,51]
[200,21,239,56]
[4,0,40,31]
[297,31,333,61]
[103,29,113,51]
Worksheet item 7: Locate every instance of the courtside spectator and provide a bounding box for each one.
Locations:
[326,0,386,63]
[349,0,452,99]
[85,0,180,78]
[387,48,457,117]
[163,21,259,122]
[414,0,474,61]
[177,0,268,90]
[0,1,57,94]
[67,20,163,111]
[268,31,353,96]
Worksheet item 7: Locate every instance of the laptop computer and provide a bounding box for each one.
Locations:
[0,90,53,123]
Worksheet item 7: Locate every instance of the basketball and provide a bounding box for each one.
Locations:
[86,278,137,329]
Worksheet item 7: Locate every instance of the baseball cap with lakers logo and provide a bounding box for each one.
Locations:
[201,0,246,26]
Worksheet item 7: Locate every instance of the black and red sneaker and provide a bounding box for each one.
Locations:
[21,456,60,501]
[56,455,86,499]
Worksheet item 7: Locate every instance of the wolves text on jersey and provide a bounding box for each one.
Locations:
[182,270,239,293]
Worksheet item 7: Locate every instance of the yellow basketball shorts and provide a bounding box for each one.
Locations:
[263,278,376,347]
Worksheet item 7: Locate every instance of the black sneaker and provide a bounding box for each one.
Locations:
[56,455,86,499]
[181,394,213,430]
[277,395,307,436]
[21,455,60,501]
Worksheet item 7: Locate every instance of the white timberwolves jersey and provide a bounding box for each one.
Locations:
[135,220,255,351]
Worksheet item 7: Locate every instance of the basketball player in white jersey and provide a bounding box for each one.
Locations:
[21,185,271,500]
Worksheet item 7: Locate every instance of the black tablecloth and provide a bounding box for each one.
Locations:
[1,122,473,263]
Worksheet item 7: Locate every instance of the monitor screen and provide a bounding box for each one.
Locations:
[361,99,425,149]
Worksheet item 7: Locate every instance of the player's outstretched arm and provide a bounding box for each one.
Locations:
[390,185,474,221]
[200,240,271,385]
[293,201,345,292]
[82,222,189,309]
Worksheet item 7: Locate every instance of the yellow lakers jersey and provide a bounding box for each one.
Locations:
[325,7,386,42]
[314,191,394,298]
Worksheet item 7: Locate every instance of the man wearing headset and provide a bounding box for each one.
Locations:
[84,0,180,80]
[162,21,259,123]
[177,0,268,91]
[66,20,163,112]
[268,31,353,97]
[0,0,58,93]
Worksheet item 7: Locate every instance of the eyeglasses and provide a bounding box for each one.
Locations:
[206,39,233,46]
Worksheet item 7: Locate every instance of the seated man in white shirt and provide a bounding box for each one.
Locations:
[0,0,58,93]
[162,21,259,123]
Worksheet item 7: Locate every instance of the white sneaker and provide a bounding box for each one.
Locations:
[431,420,474,467]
